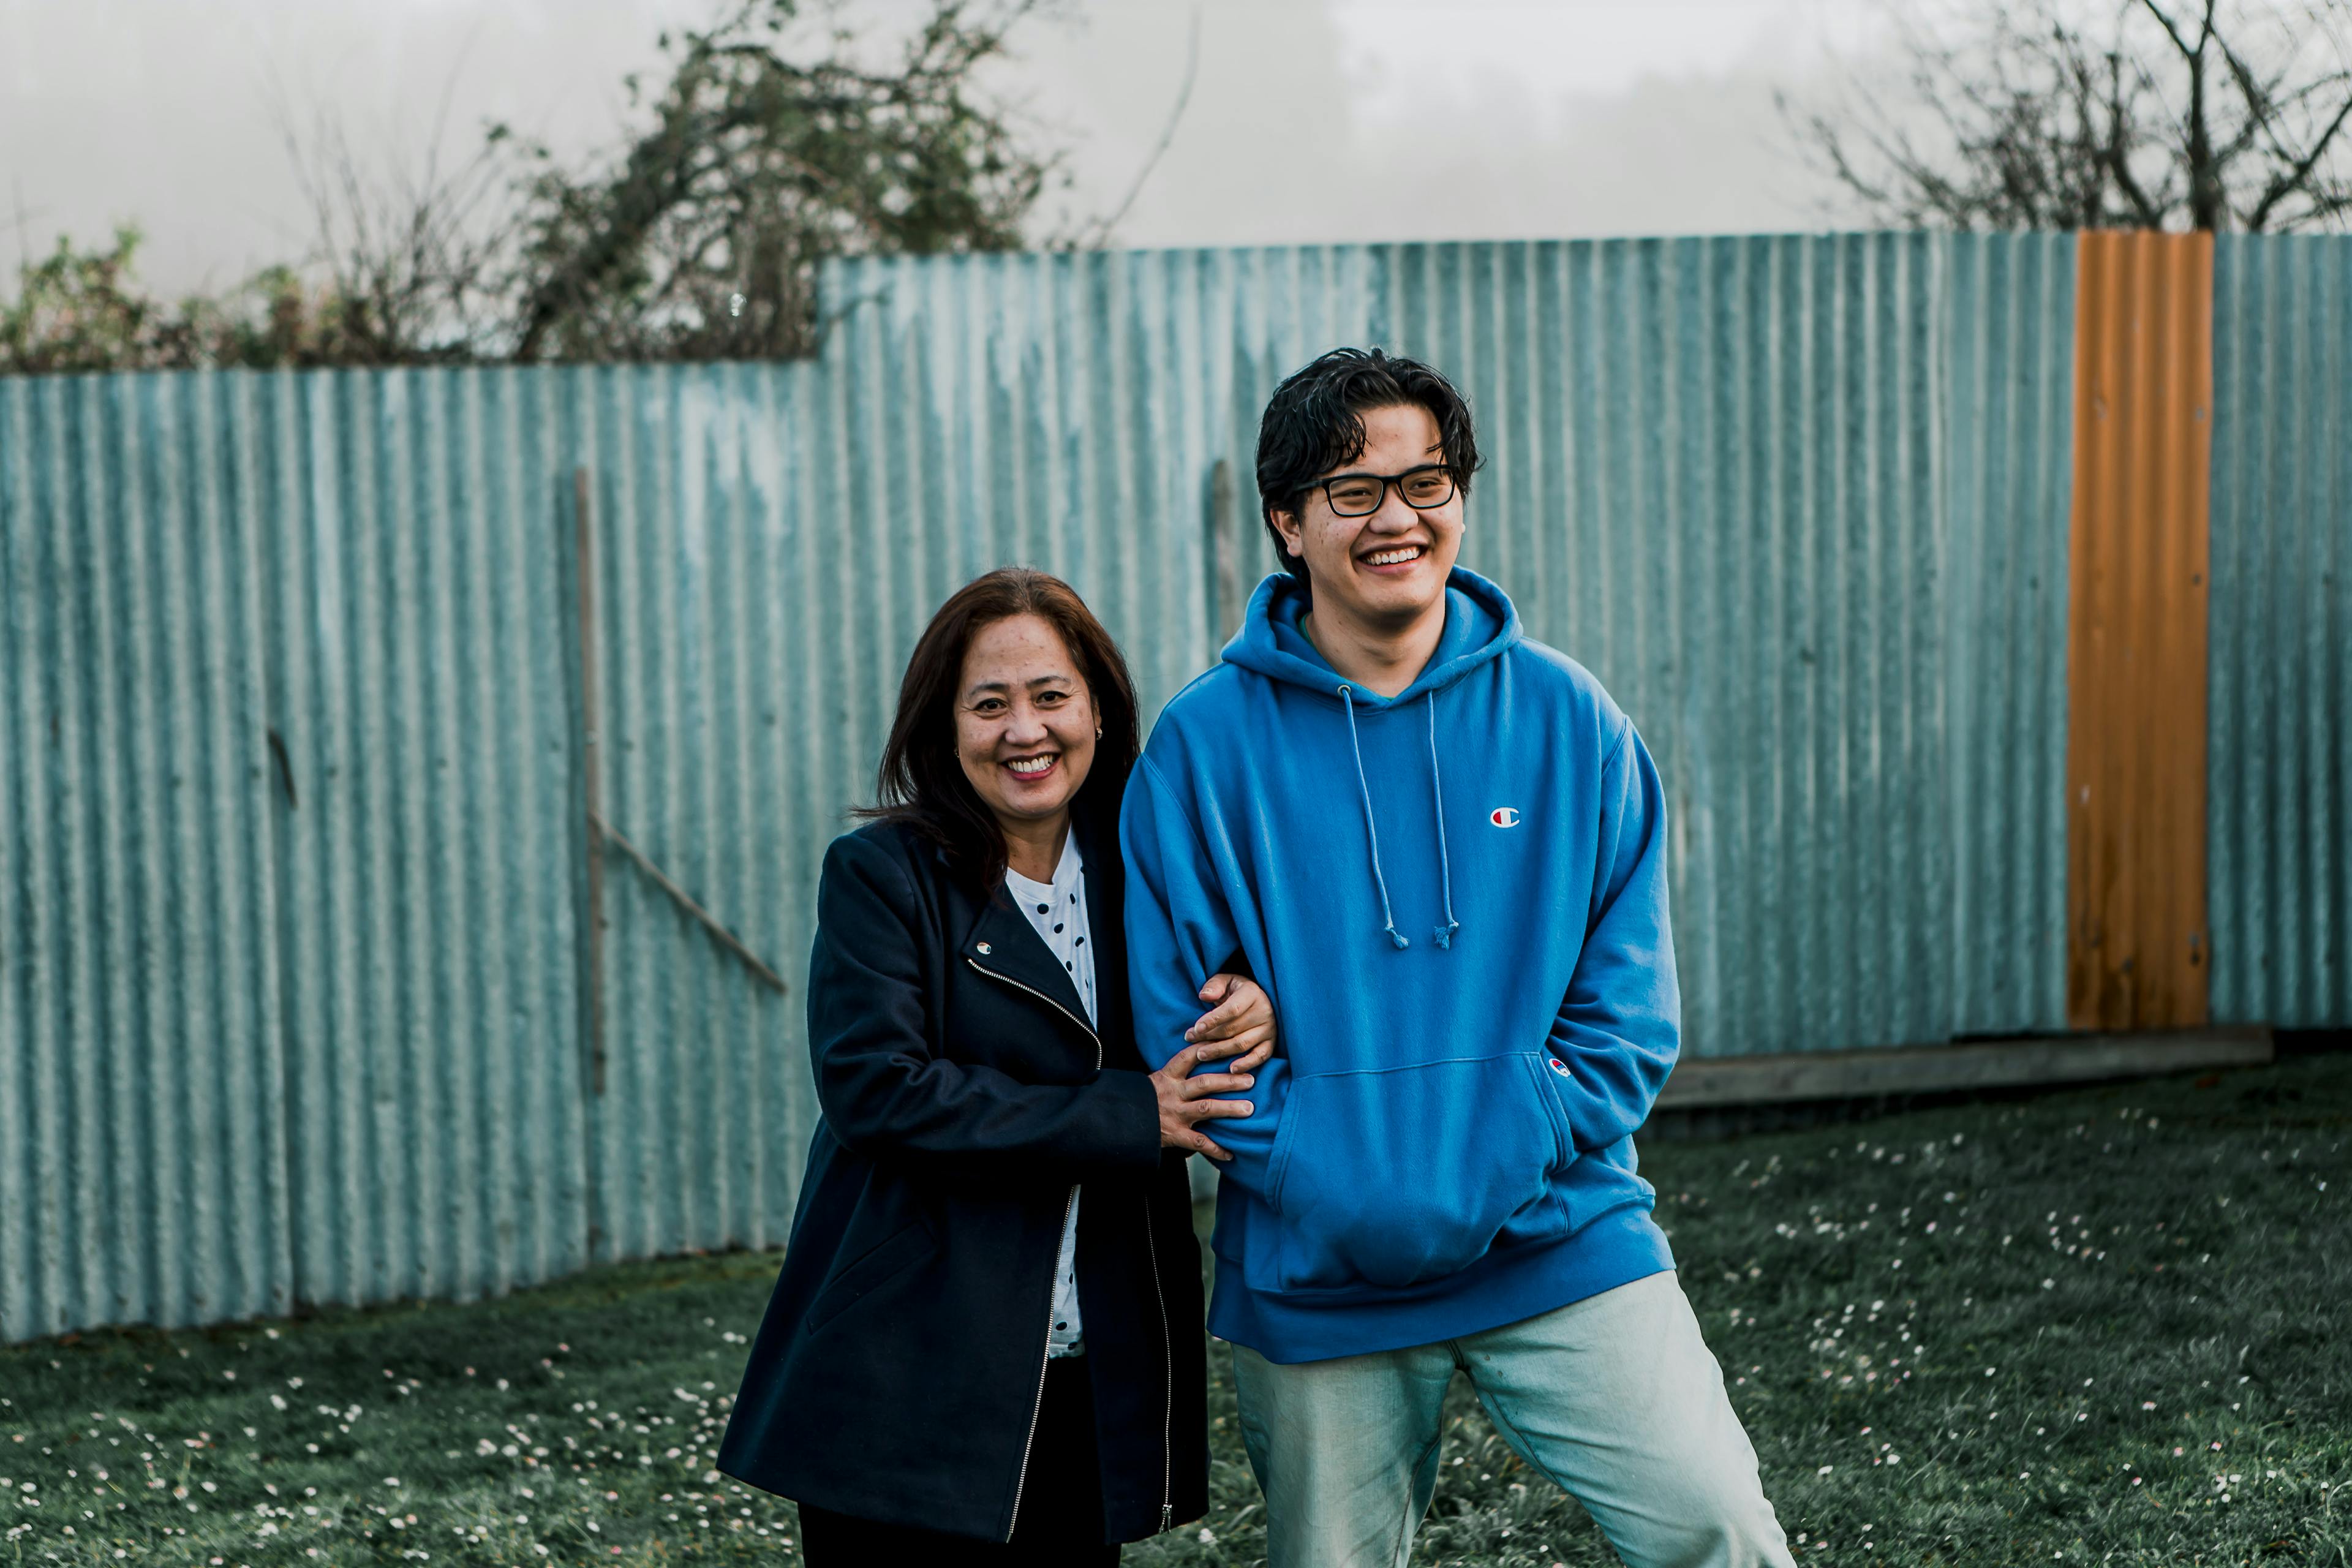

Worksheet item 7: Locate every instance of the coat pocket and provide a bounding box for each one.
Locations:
[804,1219,938,1336]
[1267,1052,1572,1292]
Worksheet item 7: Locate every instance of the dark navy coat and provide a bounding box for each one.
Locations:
[716,812,1210,1545]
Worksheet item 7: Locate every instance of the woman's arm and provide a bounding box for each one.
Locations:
[809,832,1163,1178]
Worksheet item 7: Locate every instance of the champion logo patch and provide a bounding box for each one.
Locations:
[1489,807,1522,828]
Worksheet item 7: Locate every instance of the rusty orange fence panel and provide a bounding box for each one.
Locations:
[2066,232,2214,1031]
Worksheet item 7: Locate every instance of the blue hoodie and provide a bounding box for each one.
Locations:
[1120,567,1679,1364]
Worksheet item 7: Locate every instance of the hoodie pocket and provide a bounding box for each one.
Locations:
[1267,1052,1573,1292]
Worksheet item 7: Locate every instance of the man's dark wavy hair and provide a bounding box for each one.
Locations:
[1254,347,1483,584]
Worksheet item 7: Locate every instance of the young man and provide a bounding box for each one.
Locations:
[1121,349,1793,1568]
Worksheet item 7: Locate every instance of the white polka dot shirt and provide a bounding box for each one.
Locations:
[1003,831,1095,1359]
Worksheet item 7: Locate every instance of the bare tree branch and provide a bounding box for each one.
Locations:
[2250,86,2352,219]
[1793,0,2352,232]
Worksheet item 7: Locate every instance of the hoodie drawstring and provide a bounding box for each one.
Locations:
[1340,684,1460,952]
[1339,685,1411,950]
[1427,694,1460,949]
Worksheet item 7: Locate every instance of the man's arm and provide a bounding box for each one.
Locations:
[1121,755,1289,1193]
[1544,718,1681,1151]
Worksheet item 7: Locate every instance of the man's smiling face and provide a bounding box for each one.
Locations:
[1270,401,1463,635]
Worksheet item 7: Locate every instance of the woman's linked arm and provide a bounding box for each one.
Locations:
[807,834,1161,1178]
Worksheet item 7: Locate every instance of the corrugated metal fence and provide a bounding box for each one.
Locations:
[2209,235,2351,1028]
[831,233,2081,1058]
[2,233,2345,1341]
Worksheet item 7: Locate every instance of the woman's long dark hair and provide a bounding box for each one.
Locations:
[858,568,1142,890]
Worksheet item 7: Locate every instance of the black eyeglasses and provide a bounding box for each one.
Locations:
[1314,465,1457,518]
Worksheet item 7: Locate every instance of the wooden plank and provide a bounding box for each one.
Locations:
[2066,232,2214,1030]
[1655,1028,2271,1109]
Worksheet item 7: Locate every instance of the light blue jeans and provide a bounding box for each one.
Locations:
[1231,1270,1794,1568]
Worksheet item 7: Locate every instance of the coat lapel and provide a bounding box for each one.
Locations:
[960,884,1096,1038]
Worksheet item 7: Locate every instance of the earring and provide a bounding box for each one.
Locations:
[1095,726,1102,739]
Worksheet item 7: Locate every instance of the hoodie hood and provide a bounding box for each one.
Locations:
[1219,566,1524,951]
[1222,567,1523,706]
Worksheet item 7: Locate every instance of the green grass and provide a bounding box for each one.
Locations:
[5,1052,2348,1567]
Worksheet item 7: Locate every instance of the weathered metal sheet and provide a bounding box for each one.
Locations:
[1445,233,2074,1057]
[0,233,2112,1340]
[261,369,590,1311]
[1944,233,2079,1039]
[2209,235,2352,1027]
[0,368,599,1342]
[2066,233,2214,1031]
[0,372,294,1338]
[575,364,816,1264]
[838,236,2077,1059]
[826,249,1245,718]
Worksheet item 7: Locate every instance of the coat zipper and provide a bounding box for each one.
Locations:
[965,957,1101,1068]
[968,956,1101,1542]
[1005,1181,1077,1542]
[1142,1193,1175,1533]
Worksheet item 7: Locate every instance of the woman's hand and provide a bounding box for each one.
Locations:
[1151,1042,1254,1160]
[1185,974,1276,1074]
[1150,974,1278,1161]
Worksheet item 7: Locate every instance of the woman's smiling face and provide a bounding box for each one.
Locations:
[954,612,1098,831]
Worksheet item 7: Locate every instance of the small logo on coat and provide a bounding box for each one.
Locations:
[1490,807,1521,828]
[976,942,993,956]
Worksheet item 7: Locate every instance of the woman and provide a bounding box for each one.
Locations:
[717,568,1273,1564]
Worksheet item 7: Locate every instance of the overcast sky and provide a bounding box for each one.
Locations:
[1,0,1887,297]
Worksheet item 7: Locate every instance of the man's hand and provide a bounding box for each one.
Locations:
[1185,973,1276,1075]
